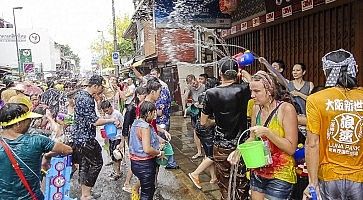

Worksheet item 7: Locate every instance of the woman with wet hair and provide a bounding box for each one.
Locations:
[129,101,164,200]
[287,63,314,115]
[230,70,298,199]
[0,103,72,200]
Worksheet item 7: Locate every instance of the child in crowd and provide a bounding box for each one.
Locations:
[100,100,124,181]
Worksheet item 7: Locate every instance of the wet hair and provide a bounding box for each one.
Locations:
[311,86,326,94]
[139,101,156,119]
[100,100,112,110]
[146,78,162,94]
[272,60,286,72]
[3,78,14,88]
[199,73,208,80]
[186,74,196,84]
[135,86,147,95]
[47,80,55,88]
[66,90,78,99]
[252,71,293,104]
[205,77,220,90]
[218,57,238,80]
[88,75,105,87]
[33,106,47,115]
[0,103,28,129]
[135,86,147,105]
[295,63,306,71]
[150,68,160,74]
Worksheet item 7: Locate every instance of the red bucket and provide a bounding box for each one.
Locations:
[100,128,108,139]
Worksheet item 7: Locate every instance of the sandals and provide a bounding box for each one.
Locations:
[191,154,203,159]
[188,173,202,189]
[209,178,218,184]
[122,184,132,193]
[110,173,122,181]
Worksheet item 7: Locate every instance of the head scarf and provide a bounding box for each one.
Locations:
[252,71,276,96]
[322,49,357,87]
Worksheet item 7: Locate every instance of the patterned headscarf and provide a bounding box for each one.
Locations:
[252,71,276,96]
[322,49,357,87]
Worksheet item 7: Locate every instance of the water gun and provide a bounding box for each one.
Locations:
[309,186,318,200]
[44,155,76,200]
[294,143,305,161]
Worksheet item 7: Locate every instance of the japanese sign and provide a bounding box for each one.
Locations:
[326,99,363,157]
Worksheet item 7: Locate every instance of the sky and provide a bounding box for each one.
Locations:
[0,0,135,69]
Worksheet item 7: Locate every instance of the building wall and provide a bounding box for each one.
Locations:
[0,28,58,72]
[224,0,363,86]
[157,29,195,63]
[142,21,157,57]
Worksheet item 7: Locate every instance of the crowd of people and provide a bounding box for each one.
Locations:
[0,48,362,200]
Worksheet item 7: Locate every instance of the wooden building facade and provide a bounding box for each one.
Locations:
[222,0,363,86]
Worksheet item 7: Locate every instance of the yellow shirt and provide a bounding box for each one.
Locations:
[306,87,363,182]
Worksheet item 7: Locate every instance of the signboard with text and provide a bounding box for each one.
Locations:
[154,0,231,28]
[19,49,32,73]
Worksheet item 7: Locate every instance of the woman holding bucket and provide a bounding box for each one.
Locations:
[229,71,298,200]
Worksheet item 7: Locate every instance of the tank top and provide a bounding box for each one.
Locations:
[254,107,297,184]
[287,81,310,114]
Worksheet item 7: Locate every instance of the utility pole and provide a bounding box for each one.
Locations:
[112,0,119,77]
[97,30,105,75]
[12,7,23,79]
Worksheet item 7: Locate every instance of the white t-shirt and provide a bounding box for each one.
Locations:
[125,84,136,105]
[104,109,124,140]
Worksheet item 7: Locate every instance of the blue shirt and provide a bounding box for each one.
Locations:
[74,90,99,145]
[155,86,171,126]
[0,133,55,200]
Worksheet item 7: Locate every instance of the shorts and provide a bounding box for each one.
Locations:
[250,173,293,200]
[75,139,103,187]
[319,179,363,200]
[109,139,121,161]
[195,122,214,160]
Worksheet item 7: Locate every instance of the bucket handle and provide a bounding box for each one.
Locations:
[236,129,265,147]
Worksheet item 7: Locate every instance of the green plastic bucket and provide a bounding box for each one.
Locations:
[237,140,267,169]
[156,157,168,166]
[163,143,174,156]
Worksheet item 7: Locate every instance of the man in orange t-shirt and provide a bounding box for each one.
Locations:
[305,49,363,199]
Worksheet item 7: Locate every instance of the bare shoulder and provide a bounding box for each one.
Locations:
[280,102,297,113]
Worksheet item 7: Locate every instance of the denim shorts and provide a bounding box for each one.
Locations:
[319,179,363,200]
[250,173,293,200]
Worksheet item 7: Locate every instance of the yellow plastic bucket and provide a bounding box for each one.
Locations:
[237,141,267,169]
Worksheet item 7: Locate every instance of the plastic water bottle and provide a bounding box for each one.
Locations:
[309,186,317,200]
[263,140,273,165]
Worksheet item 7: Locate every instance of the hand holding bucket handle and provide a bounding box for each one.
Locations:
[228,129,251,166]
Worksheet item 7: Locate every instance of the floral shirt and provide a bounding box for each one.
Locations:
[155,85,171,127]
[73,90,99,145]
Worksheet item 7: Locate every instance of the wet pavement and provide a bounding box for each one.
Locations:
[69,115,221,200]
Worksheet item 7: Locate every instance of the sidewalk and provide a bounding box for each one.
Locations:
[168,116,222,200]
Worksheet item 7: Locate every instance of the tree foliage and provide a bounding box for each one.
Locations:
[54,43,81,68]
[91,15,134,69]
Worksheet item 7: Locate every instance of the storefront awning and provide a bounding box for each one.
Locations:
[132,59,145,67]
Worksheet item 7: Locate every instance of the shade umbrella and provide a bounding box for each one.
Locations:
[23,83,44,96]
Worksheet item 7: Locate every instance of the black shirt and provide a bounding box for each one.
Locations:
[74,90,99,145]
[202,83,251,148]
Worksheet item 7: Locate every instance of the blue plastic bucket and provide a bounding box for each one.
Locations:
[104,123,117,139]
